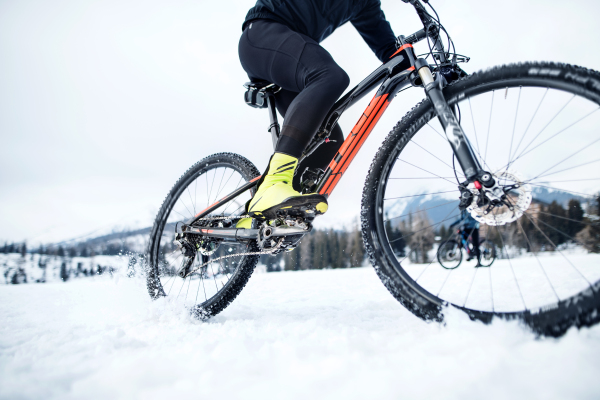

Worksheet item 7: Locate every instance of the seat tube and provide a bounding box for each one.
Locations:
[417,63,482,182]
[266,95,280,150]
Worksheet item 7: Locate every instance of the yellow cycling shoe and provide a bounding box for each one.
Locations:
[235,217,253,229]
[247,152,328,221]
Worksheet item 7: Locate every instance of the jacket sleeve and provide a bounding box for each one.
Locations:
[351,0,398,63]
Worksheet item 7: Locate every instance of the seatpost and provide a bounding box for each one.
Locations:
[266,95,280,150]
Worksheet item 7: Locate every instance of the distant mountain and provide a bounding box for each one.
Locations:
[385,186,593,229]
[531,186,591,207]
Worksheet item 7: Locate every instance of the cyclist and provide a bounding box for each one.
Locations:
[237,0,398,226]
[450,210,481,265]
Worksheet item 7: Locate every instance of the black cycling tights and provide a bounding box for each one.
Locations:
[239,19,350,189]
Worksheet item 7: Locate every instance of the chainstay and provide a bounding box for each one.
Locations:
[193,214,251,221]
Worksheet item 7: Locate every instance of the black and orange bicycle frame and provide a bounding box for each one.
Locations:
[188,0,490,230]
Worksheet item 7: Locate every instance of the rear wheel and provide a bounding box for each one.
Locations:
[362,62,600,336]
[437,240,463,269]
[478,240,496,267]
[146,153,260,319]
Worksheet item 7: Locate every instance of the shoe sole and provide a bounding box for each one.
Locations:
[248,194,328,221]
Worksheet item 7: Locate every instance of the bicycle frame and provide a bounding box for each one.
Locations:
[187,0,489,228]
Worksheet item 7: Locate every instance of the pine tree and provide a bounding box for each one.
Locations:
[409,211,435,263]
[566,199,585,238]
[539,201,567,246]
[349,229,365,267]
[60,261,69,282]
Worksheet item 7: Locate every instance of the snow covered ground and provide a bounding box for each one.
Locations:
[2,266,600,400]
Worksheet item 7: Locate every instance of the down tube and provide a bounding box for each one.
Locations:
[317,92,392,196]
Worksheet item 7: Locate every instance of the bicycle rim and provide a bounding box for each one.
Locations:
[147,153,259,316]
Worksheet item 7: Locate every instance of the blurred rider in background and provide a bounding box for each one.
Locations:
[450,210,482,266]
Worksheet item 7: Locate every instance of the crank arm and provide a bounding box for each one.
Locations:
[417,62,486,184]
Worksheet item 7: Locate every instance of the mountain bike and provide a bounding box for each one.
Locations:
[437,229,496,269]
[146,0,600,336]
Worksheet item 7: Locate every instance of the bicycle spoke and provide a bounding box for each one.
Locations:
[514,217,558,302]
[185,274,192,301]
[468,97,481,156]
[210,262,219,291]
[513,94,576,162]
[412,208,460,282]
[176,274,187,299]
[527,136,600,183]
[384,190,457,201]
[384,200,457,223]
[213,169,237,205]
[397,159,459,186]
[510,88,548,160]
[220,176,245,215]
[528,158,600,182]
[207,168,218,209]
[527,212,596,255]
[506,86,522,171]
[195,271,202,304]
[390,212,459,245]
[485,218,519,309]
[436,267,454,297]
[526,183,597,199]
[533,210,595,227]
[201,269,207,301]
[521,211,592,287]
[410,139,458,173]
[388,177,456,180]
[187,186,196,216]
[485,90,494,161]
[538,178,600,183]
[462,266,479,308]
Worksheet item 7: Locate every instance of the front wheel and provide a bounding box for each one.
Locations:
[362,62,600,336]
[146,153,260,319]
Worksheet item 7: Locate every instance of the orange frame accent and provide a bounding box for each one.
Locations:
[319,92,391,196]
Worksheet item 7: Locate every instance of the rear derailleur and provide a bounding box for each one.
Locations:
[173,222,221,278]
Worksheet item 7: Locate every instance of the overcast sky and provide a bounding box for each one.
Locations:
[1,0,599,245]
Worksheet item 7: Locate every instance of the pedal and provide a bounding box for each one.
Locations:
[257,221,310,254]
[252,194,328,221]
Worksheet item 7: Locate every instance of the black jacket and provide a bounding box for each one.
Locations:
[243,0,397,63]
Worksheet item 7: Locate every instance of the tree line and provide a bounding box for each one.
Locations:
[387,196,600,264]
[0,242,136,257]
[260,227,366,272]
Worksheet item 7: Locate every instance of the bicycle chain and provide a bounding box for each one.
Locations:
[180,214,286,278]
[181,237,284,278]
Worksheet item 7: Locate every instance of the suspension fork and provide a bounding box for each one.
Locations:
[416,62,494,188]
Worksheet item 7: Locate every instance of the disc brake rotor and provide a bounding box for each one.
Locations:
[467,170,532,226]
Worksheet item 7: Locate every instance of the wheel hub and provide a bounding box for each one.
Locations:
[467,170,532,226]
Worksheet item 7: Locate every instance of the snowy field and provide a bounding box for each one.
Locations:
[2,266,600,400]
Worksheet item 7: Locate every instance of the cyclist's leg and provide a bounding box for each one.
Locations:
[471,228,481,259]
[273,88,344,190]
[238,19,349,217]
